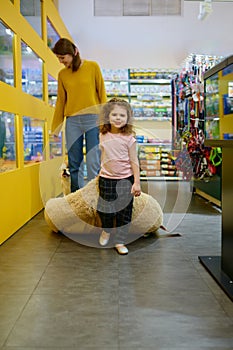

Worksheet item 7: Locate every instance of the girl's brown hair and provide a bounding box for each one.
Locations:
[100,98,135,135]
[52,38,81,72]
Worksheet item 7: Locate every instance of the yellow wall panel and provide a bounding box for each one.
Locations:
[0,83,52,118]
[0,0,72,244]
[0,166,42,244]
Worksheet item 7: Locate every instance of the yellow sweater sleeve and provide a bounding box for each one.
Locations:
[51,73,66,134]
[51,60,107,135]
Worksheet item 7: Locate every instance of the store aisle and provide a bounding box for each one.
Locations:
[0,182,233,350]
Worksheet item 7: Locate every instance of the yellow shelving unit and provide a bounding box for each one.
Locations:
[0,0,72,244]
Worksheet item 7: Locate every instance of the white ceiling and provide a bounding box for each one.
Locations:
[57,0,233,69]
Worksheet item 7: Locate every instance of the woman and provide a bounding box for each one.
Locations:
[51,38,107,192]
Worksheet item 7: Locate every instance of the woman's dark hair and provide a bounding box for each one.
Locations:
[52,38,81,72]
[100,98,134,135]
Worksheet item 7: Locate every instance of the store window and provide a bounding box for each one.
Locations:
[49,133,62,159]
[48,74,57,107]
[0,111,17,173]
[0,20,14,86]
[21,41,43,99]
[47,18,60,49]
[20,0,42,37]
[23,117,44,164]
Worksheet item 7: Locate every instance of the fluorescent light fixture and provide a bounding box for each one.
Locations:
[198,0,212,20]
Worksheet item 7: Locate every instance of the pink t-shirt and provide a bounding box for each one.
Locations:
[99,132,136,179]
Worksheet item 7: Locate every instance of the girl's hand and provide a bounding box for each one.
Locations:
[131,183,141,197]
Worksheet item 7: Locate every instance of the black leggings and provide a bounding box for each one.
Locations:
[97,175,134,244]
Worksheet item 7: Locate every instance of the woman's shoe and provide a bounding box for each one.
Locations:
[115,244,128,255]
[99,231,110,246]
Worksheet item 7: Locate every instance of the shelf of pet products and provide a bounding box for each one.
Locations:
[174,53,224,140]
[104,79,171,84]
[131,95,172,121]
[103,68,175,110]
[172,55,223,202]
[176,141,222,206]
[102,68,176,81]
[172,83,221,184]
[105,91,171,98]
[104,82,172,98]
[105,91,172,121]
[137,141,183,181]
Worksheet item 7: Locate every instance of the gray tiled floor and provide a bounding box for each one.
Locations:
[0,181,233,349]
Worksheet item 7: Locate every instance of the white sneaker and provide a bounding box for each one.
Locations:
[99,231,110,246]
[115,245,128,255]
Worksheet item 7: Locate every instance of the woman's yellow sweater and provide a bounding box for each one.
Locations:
[51,60,107,134]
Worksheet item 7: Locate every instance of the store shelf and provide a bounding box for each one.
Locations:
[103,68,174,121]
[102,69,179,179]
[130,79,171,84]
[137,142,172,145]
[138,143,182,180]
[140,176,183,181]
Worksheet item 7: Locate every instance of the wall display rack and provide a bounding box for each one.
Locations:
[171,54,225,201]
[195,55,233,207]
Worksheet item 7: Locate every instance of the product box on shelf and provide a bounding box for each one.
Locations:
[140,169,161,177]
[140,160,161,170]
[161,169,176,176]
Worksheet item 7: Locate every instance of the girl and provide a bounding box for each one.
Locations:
[97,98,141,255]
[51,38,107,192]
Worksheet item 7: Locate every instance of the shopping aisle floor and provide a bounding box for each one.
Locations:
[0,181,233,350]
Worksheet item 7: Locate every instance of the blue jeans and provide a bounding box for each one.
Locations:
[65,114,100,192]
